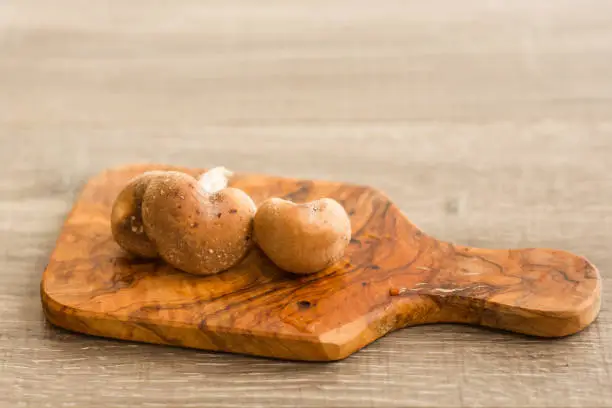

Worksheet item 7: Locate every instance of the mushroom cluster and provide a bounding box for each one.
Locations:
[111,167,351,276]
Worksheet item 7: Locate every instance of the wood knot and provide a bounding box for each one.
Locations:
[297,300,312,310]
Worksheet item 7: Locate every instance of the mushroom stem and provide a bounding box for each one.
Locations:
[198,166,234,193]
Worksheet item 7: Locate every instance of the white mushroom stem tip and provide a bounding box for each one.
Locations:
[198,167,234,193]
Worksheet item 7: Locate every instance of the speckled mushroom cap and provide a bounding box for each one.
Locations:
[110,171,166,258]
[141,171,256,275]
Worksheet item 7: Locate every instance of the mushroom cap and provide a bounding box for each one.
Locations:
[110,171,166,258]
[253,197,352,274]
[142,171,256,275]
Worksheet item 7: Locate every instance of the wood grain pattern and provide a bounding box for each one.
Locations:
[41,165,601,361]
[3,0,612,405]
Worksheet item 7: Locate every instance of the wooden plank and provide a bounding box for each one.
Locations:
[1,0,611,406]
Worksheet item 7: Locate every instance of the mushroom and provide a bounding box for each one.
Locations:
[253,197,351,274]
[141,168,256,275]
[110,171,166,258]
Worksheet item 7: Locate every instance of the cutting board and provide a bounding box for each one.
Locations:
[41,165,602,361]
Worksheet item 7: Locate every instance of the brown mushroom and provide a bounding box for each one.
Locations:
[253,197,351,274]
[141,169,256,275]
[110,171,166,258]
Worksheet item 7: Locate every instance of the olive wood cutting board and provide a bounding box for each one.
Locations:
[41,165,602,361]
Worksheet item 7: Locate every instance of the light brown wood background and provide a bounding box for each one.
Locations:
[1,0,611,406]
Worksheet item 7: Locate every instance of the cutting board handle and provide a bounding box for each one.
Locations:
[388,240,601,337]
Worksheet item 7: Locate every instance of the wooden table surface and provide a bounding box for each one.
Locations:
[1,1,611,406]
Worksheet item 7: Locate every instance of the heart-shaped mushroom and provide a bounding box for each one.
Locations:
[111,168,256,276]
[253,197,352,274]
